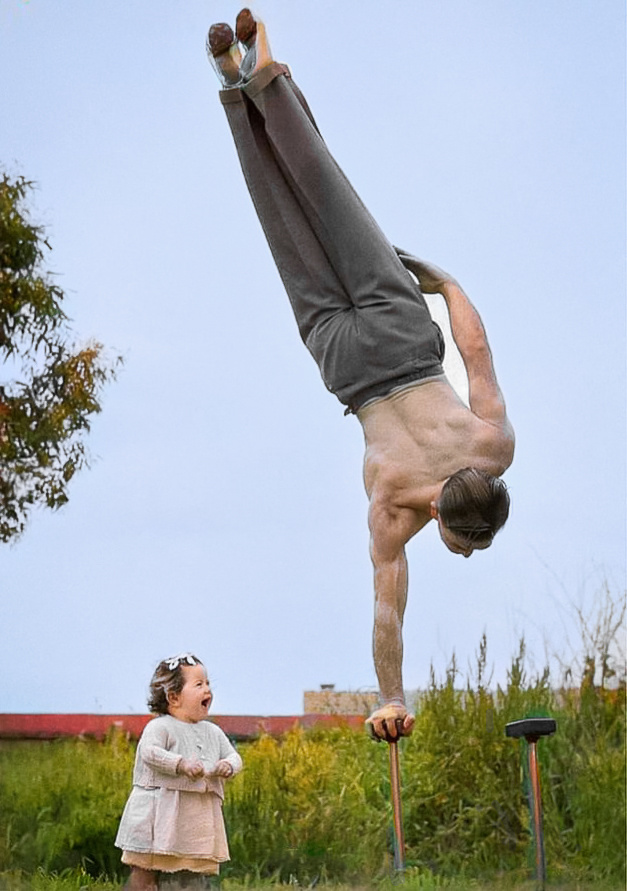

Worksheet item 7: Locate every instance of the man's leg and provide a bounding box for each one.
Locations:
[241,70,417,316]
[220,63,444,410]
[220,69,351,347]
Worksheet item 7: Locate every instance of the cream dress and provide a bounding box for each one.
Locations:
[116,715,242,874]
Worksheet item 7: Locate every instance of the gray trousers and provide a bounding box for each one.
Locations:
[220,63,445,413]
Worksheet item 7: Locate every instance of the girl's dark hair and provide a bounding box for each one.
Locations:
[438,468,510,547]
[147,654,204,715]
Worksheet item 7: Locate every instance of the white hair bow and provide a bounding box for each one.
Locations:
[166,653,197,670]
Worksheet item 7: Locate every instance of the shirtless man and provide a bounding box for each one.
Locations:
[207,10,515,741]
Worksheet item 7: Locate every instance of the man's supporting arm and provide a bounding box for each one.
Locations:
[366,500,416,739]
[372,547,408,706]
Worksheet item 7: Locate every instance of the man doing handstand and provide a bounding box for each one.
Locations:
[206,10,515,741]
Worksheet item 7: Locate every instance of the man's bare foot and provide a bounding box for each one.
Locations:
[366,703,415,742]
[236,8,273,80]
[206,23,243,88]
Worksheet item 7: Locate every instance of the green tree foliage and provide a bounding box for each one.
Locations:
[0,172,120,541]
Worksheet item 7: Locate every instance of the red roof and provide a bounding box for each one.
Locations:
[0,713,365,741]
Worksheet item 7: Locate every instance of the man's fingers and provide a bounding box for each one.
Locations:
[368,715,414,742]
[366,718,391,742]
[367,719,383,741]
[403,713,415,734]
[383,718,399,741]
[385,717,407,741]
[367,707,415,742]
[367,717,400,742]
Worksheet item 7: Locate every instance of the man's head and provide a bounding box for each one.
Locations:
[431,468,510,558]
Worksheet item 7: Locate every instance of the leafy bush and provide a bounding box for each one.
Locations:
[224,726,388,881]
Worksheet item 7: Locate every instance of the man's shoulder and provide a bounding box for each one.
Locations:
[368,492,431,555]
[367,464,434,542]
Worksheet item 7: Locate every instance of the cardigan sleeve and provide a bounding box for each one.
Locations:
[137,718,182,777]
[201,726,242,799]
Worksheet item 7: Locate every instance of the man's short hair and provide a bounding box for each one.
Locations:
[438,468,510,547]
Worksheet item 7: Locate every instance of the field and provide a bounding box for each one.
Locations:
[0,634,624,890]
[0,870,624,890]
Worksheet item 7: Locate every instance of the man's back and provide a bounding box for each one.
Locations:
[359,377,514,541]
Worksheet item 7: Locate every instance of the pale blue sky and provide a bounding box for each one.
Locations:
[1,0,625,716]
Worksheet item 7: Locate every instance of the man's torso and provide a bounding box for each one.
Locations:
[358,377,514,542]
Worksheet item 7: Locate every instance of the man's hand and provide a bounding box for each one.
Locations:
[366,703,415,742]
[177,757,205,778]
[394,247,455,295]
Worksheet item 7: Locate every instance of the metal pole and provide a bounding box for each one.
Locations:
[528,739,547,890]
[505,718,556,890]
[388,739,405,873]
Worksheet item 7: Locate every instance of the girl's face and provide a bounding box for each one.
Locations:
[168,663,213,723]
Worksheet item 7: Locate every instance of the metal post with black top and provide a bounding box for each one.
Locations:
[370,718,406,875]
[388,735,405,873]
[505,717,557,890]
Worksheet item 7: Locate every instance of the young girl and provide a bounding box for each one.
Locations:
[115,653,242,890]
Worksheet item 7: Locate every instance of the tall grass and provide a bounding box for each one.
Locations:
[0,637,624,886]
[224,725,388,881]
[0,730,132,877]
[0,869,623,890]
[222,637,625,884]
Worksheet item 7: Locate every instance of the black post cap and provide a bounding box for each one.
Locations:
[505,718,557,741]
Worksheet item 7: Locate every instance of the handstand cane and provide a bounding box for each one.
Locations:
[388,732,406,873]
[506,717,557,891]
[370,718,406,873]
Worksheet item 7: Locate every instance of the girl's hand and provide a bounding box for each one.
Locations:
[208,759,235,778]
[177,757,205,778]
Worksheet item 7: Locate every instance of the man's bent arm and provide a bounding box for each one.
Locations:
[440,280,509,428]
[395,248,510,429]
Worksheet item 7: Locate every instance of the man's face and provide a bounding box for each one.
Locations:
[437,517,492,559]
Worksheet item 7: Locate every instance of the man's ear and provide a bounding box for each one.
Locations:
[430,501,439,520]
